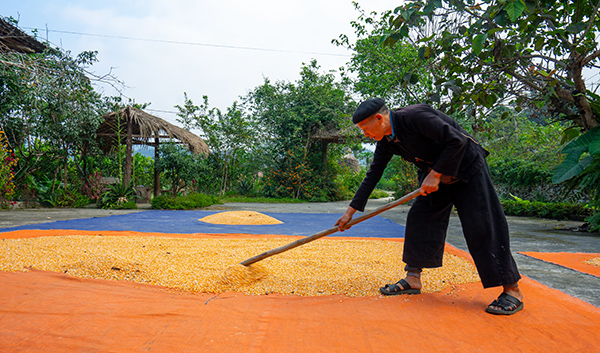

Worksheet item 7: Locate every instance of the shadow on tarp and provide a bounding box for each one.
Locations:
[0,210,405,238]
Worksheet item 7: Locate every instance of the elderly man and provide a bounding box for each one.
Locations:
[335,98,523,315]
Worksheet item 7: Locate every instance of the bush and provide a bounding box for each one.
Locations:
[35,182,91,208]
[221,195,306,204]
[500,198,594,221]
[369,189,391,199]
[302,171,342,202]
[151,192,221,210]
[393,181,420,199]
[0,130,18,207]
[489,158,552,187]
[334,167,366,200]
[385,156,419,199]
[81,171,106,203]
[262,148,343,202]
[375,178,396,191]
[109,200,138,210]
[97,180,139,209]
[236,174,261,197]
[50,189,91,208]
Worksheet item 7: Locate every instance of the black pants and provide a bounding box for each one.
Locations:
[402,164,521,288]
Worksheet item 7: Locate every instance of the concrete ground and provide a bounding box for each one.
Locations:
[1,197,599,307]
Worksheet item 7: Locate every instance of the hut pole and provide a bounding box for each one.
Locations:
[124,108,133,186]
[153,136,160,198]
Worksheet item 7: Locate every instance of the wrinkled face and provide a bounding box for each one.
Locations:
[356,114,387,141]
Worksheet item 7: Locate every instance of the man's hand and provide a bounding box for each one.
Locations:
[420,169,442,196]
[335,206,357,231]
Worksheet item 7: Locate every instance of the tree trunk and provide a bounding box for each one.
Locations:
[221,164,228,196]
[571,53,599,130]
[124,112,133,186]
[153,137,160,198]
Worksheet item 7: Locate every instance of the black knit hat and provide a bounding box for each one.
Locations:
[352,98,386,124]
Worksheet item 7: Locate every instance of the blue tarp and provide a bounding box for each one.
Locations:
[1,210,405,238]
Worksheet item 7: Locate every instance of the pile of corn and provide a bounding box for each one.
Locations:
[199,211,283,225]
[0,235,479,297]
[585,256,600,268]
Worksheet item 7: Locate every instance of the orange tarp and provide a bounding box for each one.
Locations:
[520,251,600,278]
[1,270,599,352]
[1,230,599,352]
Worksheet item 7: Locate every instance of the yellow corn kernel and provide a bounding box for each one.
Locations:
[585,256,600,268]
[0,235,480,297]
[199,211,283,225]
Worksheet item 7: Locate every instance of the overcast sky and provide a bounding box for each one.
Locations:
[4,0,400,125]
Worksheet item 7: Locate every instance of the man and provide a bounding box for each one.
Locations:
[334,98,523,315]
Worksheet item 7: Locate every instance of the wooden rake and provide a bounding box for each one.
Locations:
[239,189,421,266]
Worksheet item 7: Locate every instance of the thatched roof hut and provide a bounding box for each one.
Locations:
[98,106,209,197]
[98,106,209,154]
[0,17,46,54]
[311,123,365,167]
[312,123,365,144]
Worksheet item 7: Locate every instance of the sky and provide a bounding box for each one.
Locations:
[3,0,401,125]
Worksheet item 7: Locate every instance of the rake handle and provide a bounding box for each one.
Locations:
[239,189,421,266]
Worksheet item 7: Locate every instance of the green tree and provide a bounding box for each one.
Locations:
[480,108,564,186]
[333,3,434,106]
[176,94,260,195]
[156,142,203,196]
[383,156,419,197]
[244,60,354,201]
[0,47,111,197]
[381,0,600,131]
[1,18,124,205]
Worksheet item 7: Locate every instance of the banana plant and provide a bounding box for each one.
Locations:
[553,126,600,230]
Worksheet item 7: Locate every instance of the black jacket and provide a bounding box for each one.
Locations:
[350,104,489,212]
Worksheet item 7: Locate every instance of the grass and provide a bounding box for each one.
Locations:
[151,193,221,210]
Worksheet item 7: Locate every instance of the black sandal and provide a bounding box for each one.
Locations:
[485,293,524,315]
[379,279,421,296]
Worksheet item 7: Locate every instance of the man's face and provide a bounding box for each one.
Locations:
[357,114,386,141]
